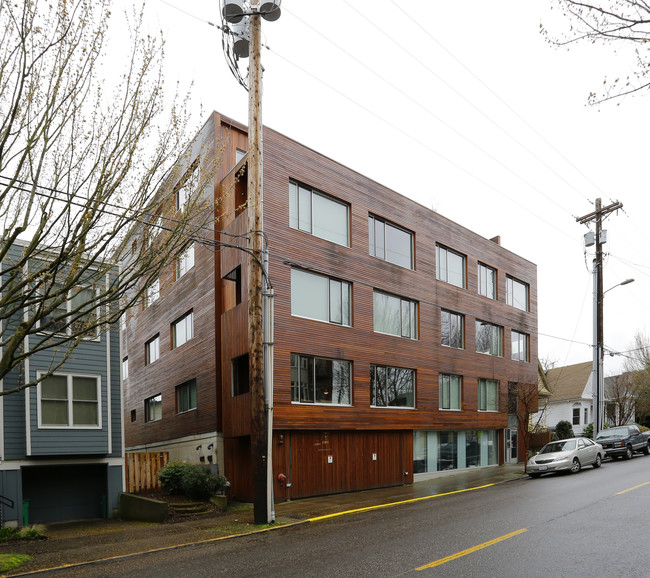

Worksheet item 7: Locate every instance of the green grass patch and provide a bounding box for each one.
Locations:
[0,553,33,573]
[0,524,47,543]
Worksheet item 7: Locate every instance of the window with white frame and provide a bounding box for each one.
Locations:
[145,394,162,422]
[176,379,197,413]
[476,321,503,356]
[506,276,529,311]
[478,263,496,299]
[36,283,98,337]
[291,354,351,405]
[370,364,415,408]
[441,310,464,349]
[511,330,529,362]
[368,215,414,269]
[436,245,466,288]
[39,373,100,428]
[172,311,194,348]
[478,378,498,411]
[439,374,462,410]
[145,278,159,307]
[373,291,417,339]
[145,335,160,365]
[572,405,580,425]
[291,269,351,326]
[177,244,195,279]
[289,181,350,246]
[122,356,129,380]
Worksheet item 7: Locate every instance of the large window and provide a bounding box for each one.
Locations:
[291,354,351,405]
[478,263,496,299]
[291,269,351,326]
[373,291,417,339]
[37,284,98,336]
[476,321,503,356]
[414,429,498,473]
[439,374,462,410]
[145,278,160,307]
[39,374,100,428]
[289,181,349,246]
[172,311,194,348]
[176,380,197,413]
[177,244,195,279]
[370,365,415,408]
[436,245,466,288]
[441,310,464,349]
[145,394,162,422]
[506,276,529,311]
[145,335,160,365]
[478,379,499,411]
[511,330,529,362]
[368,215,414,269]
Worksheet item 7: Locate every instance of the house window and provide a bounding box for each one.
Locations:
[506,276,529,311]
[476,321,503,356]
[368,215,414,269]
[176,379,197,413]
[478,379,498,412]
[572,406,580,426]
[122,356,129,380]
[172,311,194,348]
[232,354,250,396]
[37,283,98,336]
[145,394,162,422]
[436,245,466,288]
[584,407,588,423]
[177,244,195,278]
[291,269,351,326]
[511,330,529,362]
[439,374,462,410]
[478,263,496,299]
[370,364,415,408]
[39,374,100,428]
[373,291,417,339]
[291,354,351,405]
[441,310,464,349]
[145,335,160,365]
[289,181,350,246]
[145,278,160,307]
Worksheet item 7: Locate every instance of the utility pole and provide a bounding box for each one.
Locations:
[576,198,623,438]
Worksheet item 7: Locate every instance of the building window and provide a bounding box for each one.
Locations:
[441,310,464,349]
[177,244,195,279]
[414,429,498,473]
[291,269,351,326]
[506,276,529,311]
[145,278,160,308]
[223,266,242,310]
[439,374,462,410]
[175,160,199,212]
[39,374,100,428]
[289,181,350,246]
[572,405,581,426]
[37,284,98,336]
[172,311,194,349]
[122,357,129,380]
[291,354,352,405]
[476,322,503,356]
[584,407,588,423]
[145,394,162,422]
[368,215,414,269]
[145,335,160,365]
[130,409,136,422]
[176,380,197,413]
[478,263,496,299]
[370,365,415,408]
[232,354,250,396]
[236,148,246,163]
[373,291,417,339]
[436,245,466,288]
[511,330,529,362]
[478,379,498,412]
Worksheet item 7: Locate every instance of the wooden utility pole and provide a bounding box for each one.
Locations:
[247,10,267,525]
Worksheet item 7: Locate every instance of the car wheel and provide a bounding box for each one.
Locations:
[571,458,581,474]
[624,446,633,460]
[593,454,602,468]
[643,442,650,456]
[528,473,541,479]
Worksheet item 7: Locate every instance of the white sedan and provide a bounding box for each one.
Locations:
[526,437,604,478]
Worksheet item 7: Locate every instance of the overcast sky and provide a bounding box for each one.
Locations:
[120,0,650,375]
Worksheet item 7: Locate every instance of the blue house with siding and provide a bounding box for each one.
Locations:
[0,241,123,526]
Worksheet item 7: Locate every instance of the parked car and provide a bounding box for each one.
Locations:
[594,424,650,460]
[526,438,603,478]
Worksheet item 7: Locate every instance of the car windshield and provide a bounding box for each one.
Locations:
[540,440,576,453]
[596,427,629,439]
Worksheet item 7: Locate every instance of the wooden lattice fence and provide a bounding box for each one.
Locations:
[125,452,169,493]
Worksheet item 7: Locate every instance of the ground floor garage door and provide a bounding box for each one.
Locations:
[22,464,108,523]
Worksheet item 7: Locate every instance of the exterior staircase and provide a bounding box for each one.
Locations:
[168,501,209,517]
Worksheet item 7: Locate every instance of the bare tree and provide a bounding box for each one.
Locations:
[605,373,638,425]
[620,331,650,424]
[0,0,215,396]
[544,1,650,103]
[508,379,540,461]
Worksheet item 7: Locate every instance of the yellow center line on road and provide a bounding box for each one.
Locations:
[616,481,650,495]
[415,528,528,571]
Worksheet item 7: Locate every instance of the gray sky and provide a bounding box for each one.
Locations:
[124,0,650,375]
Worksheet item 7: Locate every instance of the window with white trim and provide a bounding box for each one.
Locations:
[291,354,351,405]
[36,284,98,337]
[291,269,351,326]
[506,276,529,311]
[439,374,462,410]
[476,321,503,356]
[145,335,160,365]
[436,245,466,288]
[145,394,162,422]
[122,356,129,380]
[177,244,195,279]
[478,378,498,411]
[373,291,417,339]
[511,330,529,362]
[172,311,194,349]
[370,364,415,408]
[478,263,496,299]
[39,373,100,428]
[368,215,414,269]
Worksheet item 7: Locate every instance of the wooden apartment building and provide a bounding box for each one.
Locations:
[123,111,538,501]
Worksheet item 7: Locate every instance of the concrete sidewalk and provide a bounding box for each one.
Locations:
[2,463,526,576]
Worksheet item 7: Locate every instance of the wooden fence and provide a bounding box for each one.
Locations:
[529,430,552,451]
[125,452,169,493]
